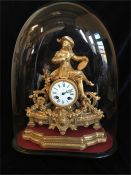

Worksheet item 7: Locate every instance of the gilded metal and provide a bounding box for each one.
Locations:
[22,129,107,150]
[23,36,107,149]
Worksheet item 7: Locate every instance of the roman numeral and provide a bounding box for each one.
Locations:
[57,99,60,103]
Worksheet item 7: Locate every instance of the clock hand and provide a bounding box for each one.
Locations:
[66,90,73,93]
[62,90,73,95]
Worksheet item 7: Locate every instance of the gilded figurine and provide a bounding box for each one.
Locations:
[50,36,94,98]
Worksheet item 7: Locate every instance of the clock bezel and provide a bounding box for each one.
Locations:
[49,79,78,107]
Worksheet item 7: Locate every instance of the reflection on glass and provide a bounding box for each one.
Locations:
[94,33,100,40]
[51,11,61,16]
[94,32,107,66]
[31,24,39,31]
[86,32,97,54]
[41,27,43,33]
[79,29,88,43]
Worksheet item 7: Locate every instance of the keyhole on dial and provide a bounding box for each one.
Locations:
[54,96,59,99]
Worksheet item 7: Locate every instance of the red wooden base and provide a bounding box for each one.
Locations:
[16,126,113,153]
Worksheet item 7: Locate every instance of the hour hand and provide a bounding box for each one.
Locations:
[62,90,72,95]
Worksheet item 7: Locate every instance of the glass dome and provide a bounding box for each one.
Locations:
[11,2,118,158]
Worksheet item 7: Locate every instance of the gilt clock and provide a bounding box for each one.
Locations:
[11,2,118,158]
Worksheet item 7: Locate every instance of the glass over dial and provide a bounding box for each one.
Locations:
[49,79,78,107]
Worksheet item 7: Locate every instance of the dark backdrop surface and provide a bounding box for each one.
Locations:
[1,1,130,174]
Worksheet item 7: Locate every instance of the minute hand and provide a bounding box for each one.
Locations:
[62,90,73,95]
[65,90,73,93]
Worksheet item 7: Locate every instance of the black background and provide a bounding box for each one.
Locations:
[1,1,130,174]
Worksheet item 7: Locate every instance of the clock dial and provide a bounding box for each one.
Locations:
[49,79,78,107]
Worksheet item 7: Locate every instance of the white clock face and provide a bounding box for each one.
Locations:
[49,79,78,107]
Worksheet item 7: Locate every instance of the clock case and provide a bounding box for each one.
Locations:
[11,2,118,158]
